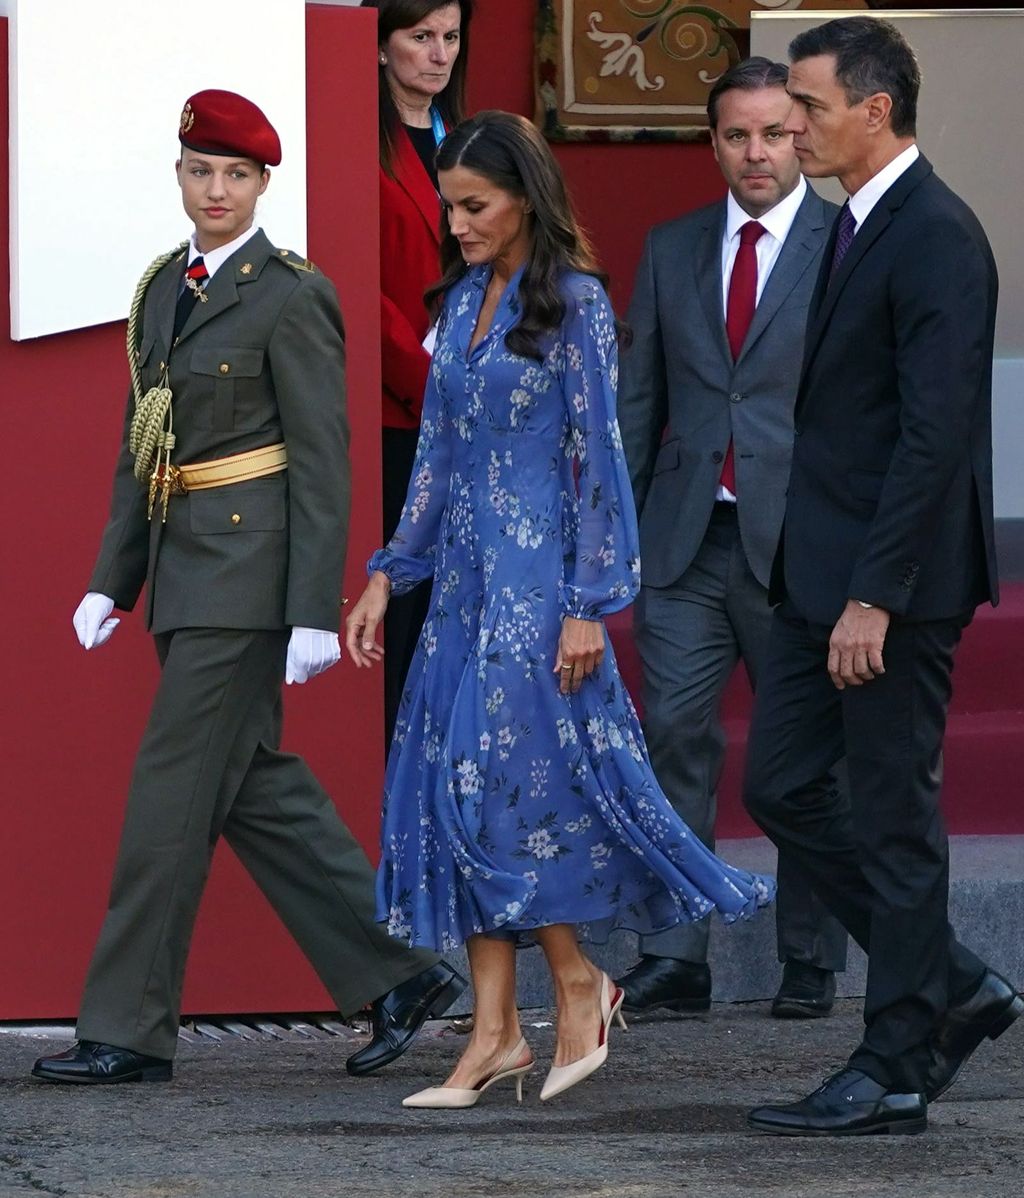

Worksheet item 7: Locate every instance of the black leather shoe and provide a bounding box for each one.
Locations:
[748,1068,927,1136]
[32,1040,172,1085]
[614,955,711,1014]
[345,962,467,1077]
[771,961,836,1019]
[925,968,1024,1102]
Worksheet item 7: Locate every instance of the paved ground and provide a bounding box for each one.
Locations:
[1,1000,1021,1198]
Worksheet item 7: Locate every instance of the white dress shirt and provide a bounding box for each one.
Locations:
[187,223,262,279]
[847,144,920,233]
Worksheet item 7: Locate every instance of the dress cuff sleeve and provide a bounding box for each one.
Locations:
[558,574,638,621]
[368,548,432,598]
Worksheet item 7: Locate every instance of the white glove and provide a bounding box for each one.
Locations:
[73,592,120,650]
[286,626,341,685]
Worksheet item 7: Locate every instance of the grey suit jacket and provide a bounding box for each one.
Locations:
[90,230,351,635]
[618,186,837,589]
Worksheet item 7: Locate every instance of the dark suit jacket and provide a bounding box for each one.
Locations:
[90,230,350,635]
[772,154,999,625]
[619,185,837,589]
[379,127,442,430]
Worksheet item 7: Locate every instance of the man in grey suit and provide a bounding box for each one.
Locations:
[616,58,847,1018]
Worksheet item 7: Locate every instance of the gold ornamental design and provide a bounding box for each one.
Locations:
[179,103,195,136]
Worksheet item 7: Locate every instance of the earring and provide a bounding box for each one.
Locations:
[379,55,387,65]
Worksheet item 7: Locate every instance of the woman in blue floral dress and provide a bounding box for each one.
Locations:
[346,111,774,1108]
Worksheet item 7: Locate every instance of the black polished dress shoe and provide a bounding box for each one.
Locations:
[771,960,836,1019]
[345,962,467,1077]
[748,1068,927,1137]
[613,955,711,1014]
[32,1040,172,1084]
[925,968,1024,1102]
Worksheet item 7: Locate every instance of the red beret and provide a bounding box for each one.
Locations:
[178,89,282,167]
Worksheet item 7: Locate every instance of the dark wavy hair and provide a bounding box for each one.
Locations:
[362,0,473,178]
[425,111,607,361]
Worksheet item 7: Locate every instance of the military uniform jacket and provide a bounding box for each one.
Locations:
[90,230,350,635]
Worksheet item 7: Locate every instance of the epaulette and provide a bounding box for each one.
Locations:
[275,248,317,274]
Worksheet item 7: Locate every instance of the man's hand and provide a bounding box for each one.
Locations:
[828,601,891,690]
[286,627,341,685]
[73,592,120,650]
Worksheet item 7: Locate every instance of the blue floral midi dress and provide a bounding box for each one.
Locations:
[370,265,774,951]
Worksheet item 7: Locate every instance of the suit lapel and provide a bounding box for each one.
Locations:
[394,126,442,247]
[736,189,827,364]
[693,204,732,367]
[150,248,187,358]
[801,155,934,377]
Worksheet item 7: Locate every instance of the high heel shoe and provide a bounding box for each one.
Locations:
[540,973,627,1102]
[402,1036,533,1109]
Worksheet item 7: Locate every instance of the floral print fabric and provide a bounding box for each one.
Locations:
[370,265,774,951]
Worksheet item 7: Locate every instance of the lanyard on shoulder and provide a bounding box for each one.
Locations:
[430,105,447,147]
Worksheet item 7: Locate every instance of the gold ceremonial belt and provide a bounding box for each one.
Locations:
[178,443,288,491]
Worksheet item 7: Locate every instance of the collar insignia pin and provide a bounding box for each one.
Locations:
[240,263,253,275]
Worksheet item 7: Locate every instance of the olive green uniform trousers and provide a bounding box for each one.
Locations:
[76,628,438,1059]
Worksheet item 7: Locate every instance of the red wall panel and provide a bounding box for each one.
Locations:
[0,7,384,1018]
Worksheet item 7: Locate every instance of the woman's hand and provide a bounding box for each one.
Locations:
[554,616,605,695]
[345,572,392,668]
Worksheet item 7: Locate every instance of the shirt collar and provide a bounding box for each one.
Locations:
[847,144,920,230]
[188,223,262,278]
[725,175,807,245]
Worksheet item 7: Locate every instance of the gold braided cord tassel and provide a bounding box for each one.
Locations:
[125,241,188,484]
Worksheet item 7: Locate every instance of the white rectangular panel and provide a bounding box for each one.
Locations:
[6,0,307,340]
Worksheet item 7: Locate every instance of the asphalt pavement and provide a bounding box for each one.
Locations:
[1,1000,1022,1198]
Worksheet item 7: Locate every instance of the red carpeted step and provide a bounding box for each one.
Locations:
[607,584,1024,720]
[710,711,1024,838]
[606,584,1024,839]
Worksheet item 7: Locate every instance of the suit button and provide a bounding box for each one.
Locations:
[712,451,724,464]
[219,363,230,375]
[231,513,241,525]
[730,392,742,403]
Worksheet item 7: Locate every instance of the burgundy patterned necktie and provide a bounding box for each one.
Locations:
[721,220,765,495]
[829,203,857,279]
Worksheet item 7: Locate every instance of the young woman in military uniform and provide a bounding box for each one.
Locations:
[33,90,463,1085]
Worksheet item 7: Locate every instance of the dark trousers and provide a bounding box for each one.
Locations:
[77,627,438,1059]
[743,602,987,1092]
[382,427,432,753]
[635,505,847,970]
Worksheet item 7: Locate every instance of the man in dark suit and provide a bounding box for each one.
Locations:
[617,57,847,1019]
[32,90,463,1086]
[743,18,1021,1136]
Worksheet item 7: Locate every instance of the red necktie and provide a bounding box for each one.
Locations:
[721,220,766,495]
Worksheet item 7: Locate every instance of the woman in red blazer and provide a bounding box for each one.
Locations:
[364,0,474,750]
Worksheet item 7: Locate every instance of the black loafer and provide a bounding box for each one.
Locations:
[614,955,711,1014]
[926,968,1024,1102]
[32,1040,172,1085]
[346,962,467,1077]
[771,961,836,1019]
[748,1067,926,1137]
